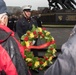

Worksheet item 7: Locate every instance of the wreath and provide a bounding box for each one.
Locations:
[21,25,56,71]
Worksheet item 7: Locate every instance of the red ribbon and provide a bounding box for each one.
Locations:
[23,40,55,50]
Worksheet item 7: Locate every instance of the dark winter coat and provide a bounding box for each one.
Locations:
[16,16,38,38]
[0,25,30,75]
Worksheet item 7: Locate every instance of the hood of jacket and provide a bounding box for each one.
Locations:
[0,25,14,43]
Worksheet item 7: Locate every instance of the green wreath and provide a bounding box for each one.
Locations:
[21,25,56,71]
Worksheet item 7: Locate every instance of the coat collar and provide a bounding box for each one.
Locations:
[0,25,14,43]
[0,25,14,36]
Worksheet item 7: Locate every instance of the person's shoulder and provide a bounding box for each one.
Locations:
[17,17,24,22]
[31,16,37,22]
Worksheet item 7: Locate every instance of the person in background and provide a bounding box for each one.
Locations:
[44,24,76,75]
[32,14,42,27]
[16,5,38,57]
[16,5,38,38]
[7,15,14,30]
[0,0,31,75]
[7,15,18,32]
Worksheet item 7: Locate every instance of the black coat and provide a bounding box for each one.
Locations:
[16,16,38,38]
[0,25,30,75]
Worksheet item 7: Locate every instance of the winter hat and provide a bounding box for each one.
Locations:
[0,0,7,14]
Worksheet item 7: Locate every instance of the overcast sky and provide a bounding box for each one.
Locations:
[4,0,49,10]
[4,0,76,10]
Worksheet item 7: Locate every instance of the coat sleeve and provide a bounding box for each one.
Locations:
[16,20,24,38]
[44,26,76,75]
[0,45,18,75]
[44,48,73,75]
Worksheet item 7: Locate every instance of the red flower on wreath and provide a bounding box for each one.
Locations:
[38,32,42,35]
[24,36,29,41]
[50,48,53,50]
[24,55,26,58]
[42,28,46,30]
[40,61,44,64]
[43,56,48,60]
[28,62,32,66]
[41,34,44,38]
[34,34,38,38]
[33,31,37,35]
[27,31,30,35]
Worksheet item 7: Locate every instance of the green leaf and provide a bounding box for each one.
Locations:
[32,25,36,31]
[21,35,25,40]
[21,41,25,46]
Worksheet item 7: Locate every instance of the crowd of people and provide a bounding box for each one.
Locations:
[0,0,76,75]
[7,11,42,33]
